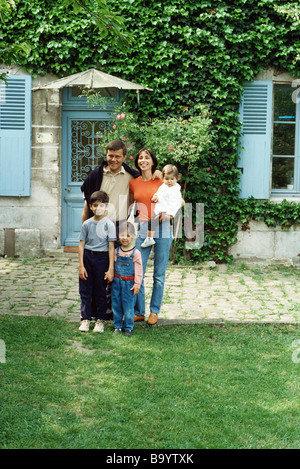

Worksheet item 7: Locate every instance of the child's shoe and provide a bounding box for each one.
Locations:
[93,319,105,332]
[79,320,90,332]
[114,328,122,334]
[124,329,133,336]
[141,237,155,248]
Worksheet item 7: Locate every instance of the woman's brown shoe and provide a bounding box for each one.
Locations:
[134,315,145,322]
[147,313,158,325]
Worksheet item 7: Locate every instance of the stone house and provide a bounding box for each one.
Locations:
[0,64,299,263]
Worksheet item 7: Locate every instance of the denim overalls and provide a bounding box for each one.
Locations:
[111,247,136,332]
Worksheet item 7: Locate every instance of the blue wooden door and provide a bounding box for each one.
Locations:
[61,111,111,245]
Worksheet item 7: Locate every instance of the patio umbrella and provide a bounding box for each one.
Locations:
[32,68,152,91]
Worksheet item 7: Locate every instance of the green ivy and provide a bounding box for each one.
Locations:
[1,0,299,262]
[236,198,300,230]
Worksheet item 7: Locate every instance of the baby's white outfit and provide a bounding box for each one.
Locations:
[154,182,182,217]
[141,183,182,248]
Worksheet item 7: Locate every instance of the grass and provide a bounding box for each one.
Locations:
[0,316,299,449]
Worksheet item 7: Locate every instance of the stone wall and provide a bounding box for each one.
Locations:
[229,220,300,266]
[0,66,61,256]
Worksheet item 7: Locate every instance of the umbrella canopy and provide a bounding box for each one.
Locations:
[32,68,153,91]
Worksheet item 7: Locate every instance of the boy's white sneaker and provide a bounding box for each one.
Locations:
[79,320,90,332]
[93,320,105,332]
[141,237,155,248]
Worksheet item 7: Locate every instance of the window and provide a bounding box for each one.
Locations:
[238,80,299,199]
[271,84,298,193]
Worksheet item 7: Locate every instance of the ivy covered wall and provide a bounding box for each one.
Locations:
[1,0,299,261]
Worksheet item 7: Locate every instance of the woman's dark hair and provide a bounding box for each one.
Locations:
[90,190,109,205]
[135,148,158,174]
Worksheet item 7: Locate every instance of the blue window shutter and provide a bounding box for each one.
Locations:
[238,81,272,199]
[0,75,32,196]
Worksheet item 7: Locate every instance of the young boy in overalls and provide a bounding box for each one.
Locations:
[111,222,143,335]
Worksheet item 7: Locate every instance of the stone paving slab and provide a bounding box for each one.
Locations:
[0,255,299,325]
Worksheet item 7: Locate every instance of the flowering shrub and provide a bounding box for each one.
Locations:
[103,104,212,193]
[143,109,212,184]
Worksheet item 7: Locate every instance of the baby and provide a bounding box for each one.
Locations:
[141,164,182,248]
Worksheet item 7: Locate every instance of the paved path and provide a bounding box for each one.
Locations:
[0,254,299,324]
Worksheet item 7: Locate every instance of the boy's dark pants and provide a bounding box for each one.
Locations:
[79,250,108,321]
[92,220,124,320]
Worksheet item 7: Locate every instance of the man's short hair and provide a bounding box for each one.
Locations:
[106,140,127,156]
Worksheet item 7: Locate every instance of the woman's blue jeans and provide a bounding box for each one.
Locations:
[134,221,172,316]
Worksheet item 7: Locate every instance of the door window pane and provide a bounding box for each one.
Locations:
[71,120,110,182]
[272,157,294,189]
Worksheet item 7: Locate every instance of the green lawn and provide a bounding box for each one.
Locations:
[0,316,299,449]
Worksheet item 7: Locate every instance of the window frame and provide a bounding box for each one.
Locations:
[270,81,300,198]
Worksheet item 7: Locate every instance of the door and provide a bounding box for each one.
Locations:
[61,111,111,245]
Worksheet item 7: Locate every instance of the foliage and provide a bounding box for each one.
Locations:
[104,103,212,177]
[143,108,212,177]
[237,198,300,230]
[0,0,15,21]
[0,0,30,79]
[0,0,130,78]
[64,0,132,50]
[1,315,299,448]
[0,0,299,261]
[101,103,145,163]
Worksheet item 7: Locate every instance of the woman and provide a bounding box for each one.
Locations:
[129,148,173,326]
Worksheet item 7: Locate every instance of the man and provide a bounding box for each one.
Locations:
[81,139,139,228]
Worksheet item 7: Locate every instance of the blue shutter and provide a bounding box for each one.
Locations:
[238,81,272,199]
[0,75,32,196]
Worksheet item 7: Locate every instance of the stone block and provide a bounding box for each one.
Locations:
[4,228,15,257]
[32,126,60,146]
[229,229,275,259]
[275,230,300,259]
[14,229,41,257]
